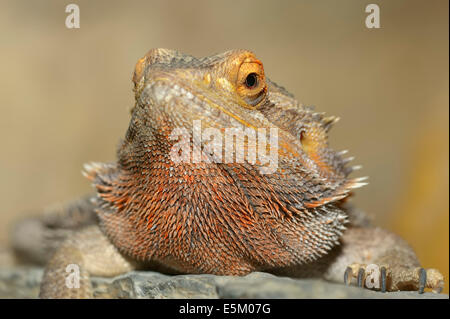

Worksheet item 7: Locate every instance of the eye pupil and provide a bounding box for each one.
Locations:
[245,73,258,88]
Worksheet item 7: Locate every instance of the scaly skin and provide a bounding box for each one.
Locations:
[12,49,444,298]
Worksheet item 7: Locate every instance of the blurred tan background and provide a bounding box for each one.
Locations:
[0,0,448,292]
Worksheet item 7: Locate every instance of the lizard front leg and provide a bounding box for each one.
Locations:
[324,226,444,293]
[11,195,98,265]
[39,225,135,298]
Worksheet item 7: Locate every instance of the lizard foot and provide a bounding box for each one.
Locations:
[343,263,444,293]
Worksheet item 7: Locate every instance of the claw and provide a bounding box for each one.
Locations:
[357,268,365,287]
[344,263,443,294]
[418,268,426,294]
[433,285,444,294]
[433,286,443,294]
[380,266,387,293]
[344,267,352,285]
[426,268,445,294]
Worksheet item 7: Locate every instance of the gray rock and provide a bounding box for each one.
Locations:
[0,267,43,298]
[0,267,447,299]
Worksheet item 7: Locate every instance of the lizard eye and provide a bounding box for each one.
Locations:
[236,59,267,108]
[245,73,258,89]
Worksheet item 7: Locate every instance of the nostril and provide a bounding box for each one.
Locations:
[299,130,306,144]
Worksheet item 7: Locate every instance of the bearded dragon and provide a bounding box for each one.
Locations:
[11,49,444,298]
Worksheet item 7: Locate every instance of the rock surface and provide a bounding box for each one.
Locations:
[0,267,448,299]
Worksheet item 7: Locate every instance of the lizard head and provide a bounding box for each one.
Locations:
[85,49,367,271]
[132,48,269,113]
[129,48,364,194]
